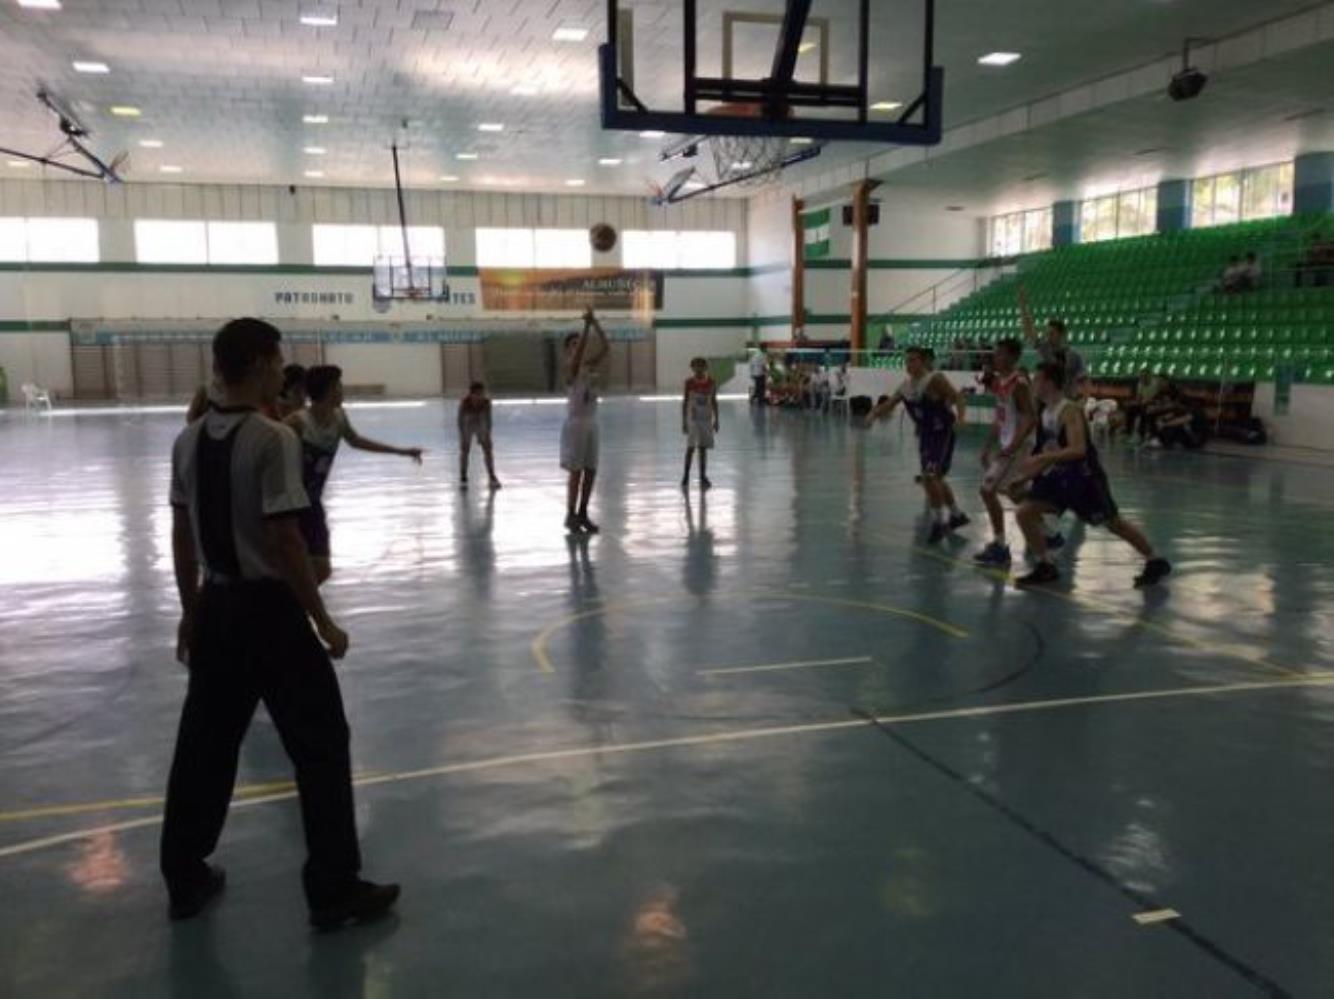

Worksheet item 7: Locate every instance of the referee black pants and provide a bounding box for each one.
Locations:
[160,580,361,907]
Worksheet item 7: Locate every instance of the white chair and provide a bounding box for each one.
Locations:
[1085,397,1117,441]
[21,383,53,413]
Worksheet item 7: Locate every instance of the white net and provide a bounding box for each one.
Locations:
[707,133,789,187]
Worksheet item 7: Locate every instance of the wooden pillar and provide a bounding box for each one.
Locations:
[849,178,880,354]
[790,195,805,337]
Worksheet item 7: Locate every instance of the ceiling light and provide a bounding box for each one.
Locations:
[790,137,813,145]
[565,179,586,187]
[439,175,459,182]
[159,165,183,174]
[138,139,163,148]
[455,152,478,160]
[552,26,588,42]
[304,169,324,178]
[639,130,665,139]
[299,11,337,26]
[7,160,32,168]
[798,41,817,54]
[303,114,329,124]
[597,158,622,166]
[477,122,504,132]
[303,146,326,155]
[512,85,539,96]
[683,180,706,190]
[17,0,61,8]
[731,160,752,170]
[978,52,1021,66]
[302,74,334,85]
[72,60,109,73]
[945,205,965,212]
[109,105,141,117]
[870,101,903,111]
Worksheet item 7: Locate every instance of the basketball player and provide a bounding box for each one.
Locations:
[186,363,304,423]
[1014,362,1171,588]
[458,381,501,490]
[286,365,423,584]
[974,337,1037,566]
[865,346,969,544]
[561,308,608,533]
[163,318,398,928]
[681,357,719,489]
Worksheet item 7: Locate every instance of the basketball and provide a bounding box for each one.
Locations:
[590,223,617,253]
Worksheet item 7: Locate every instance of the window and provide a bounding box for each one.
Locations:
[0,217,100,263]
[136,220,280,264]
[1078,187,1156,243]
[1192,162,1294,228]
[989,208,1050,256]
[312,224,444,266]
[622,230,736,269]
[475,228,594,268]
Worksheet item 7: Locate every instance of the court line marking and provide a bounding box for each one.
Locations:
[530,590,968,674]
[3,672,1334,858]
[904,541,1303,678]
[699,656,874,677]
[1133,908,1182,926]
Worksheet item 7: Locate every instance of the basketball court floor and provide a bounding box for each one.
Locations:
[2,399,1333,996]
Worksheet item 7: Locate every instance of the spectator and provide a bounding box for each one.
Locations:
[877,329,896,358]
[1219,255,1246,293]
[1239,252,1262,291]
[1124,368,1167,445]
[1295,231,1334,287]
[1147,386,1206,449]
[810,365,831,412]
[830,363,849,407]
[748,349,768,406]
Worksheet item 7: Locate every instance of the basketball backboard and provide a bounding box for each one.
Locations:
[599,0,943,146]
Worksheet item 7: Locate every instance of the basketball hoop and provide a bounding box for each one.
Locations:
[704,102,789,187]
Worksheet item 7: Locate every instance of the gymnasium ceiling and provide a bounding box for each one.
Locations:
[0,0,1328,200]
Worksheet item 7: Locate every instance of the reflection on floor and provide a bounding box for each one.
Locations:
[2,398,1333,996]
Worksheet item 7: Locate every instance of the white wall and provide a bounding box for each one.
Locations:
[0,333,70,398]
[1251,383,1334,451]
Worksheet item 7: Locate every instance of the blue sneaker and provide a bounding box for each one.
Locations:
[973,541,1011,566]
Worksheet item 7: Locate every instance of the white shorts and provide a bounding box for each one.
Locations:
[460,419,490,445]
[982,451,1027,492]
[686,420,715,450]
[560,418,599,471]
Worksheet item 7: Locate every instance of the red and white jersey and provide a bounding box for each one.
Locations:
[992,369,1029,449]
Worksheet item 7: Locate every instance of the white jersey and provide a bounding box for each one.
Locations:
[992,370,1029,450]
[566,372,598,422]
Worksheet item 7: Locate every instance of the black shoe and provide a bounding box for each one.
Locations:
[680,477,689,490]
[168,865,226,921]
[926,521,947,545]
[577,515,600,534]
[1016,562,1060,587]
[564,513,579,533]
[947,512,970,532]
[309,880,401,932]
[488,478,502,490]
[1134,557,1172,589]
[700,477,712,491]
[1046,532,1066,551]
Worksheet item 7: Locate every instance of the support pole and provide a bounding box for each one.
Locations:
[849,178,880,355]
[791,195,805,336]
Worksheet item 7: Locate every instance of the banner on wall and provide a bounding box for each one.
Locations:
[803,208,831,260]
[478,268,663,312]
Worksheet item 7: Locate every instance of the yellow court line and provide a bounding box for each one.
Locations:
[4,671,1334,856]
[529,589,969,675]
[700,656,874,677]
[905,541,1302,678]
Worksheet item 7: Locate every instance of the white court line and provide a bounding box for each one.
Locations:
[637,394,749,402]
[700,656,874,677]
[1133,908,1182,925]
[3,672,1334,861]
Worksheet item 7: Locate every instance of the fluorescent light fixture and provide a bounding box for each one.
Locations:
[302,74,334,85]
[438,174,459,182]
[552,26,588,42]
[798,41,817,54]
[304,169,325,178]
[72,60,109,73]
[731,160,752,170]
[299,11,337,26]
[7,160,32,168]
[455,152,478,160]
[17,0,62,8]
[303,114,329,124]
[789,137,813,145]
[159,165,183,173]
[512,85,539,96]
[639,130,665,139]
[683,180,706,190]
[978,51,1021,66]
[303,145,326,154]
[138,139,163,148]
[565,178,586,187]
[109,105,141,117]
[597,157,622,166]
[477,122,504,132]
[870,100,903,111]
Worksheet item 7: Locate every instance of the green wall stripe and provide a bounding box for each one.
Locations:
[654,313,928,330]
[0,320,70,332]
[806,258,987,270]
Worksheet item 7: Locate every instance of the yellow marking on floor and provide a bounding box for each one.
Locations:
[700,656,875,677]
[530,590,969,674]
[904,540,1302,678]
[1133,908,1182,926]
[5,672,1334,859]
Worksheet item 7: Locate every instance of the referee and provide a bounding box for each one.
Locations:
[161,318,398,930]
